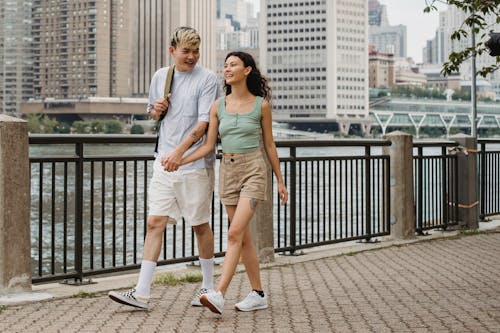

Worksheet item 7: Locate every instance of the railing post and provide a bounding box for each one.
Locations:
[250,149,275,263]
[452,135,478,229]
[383,131,415,239]
[74,142,84,282]
[479,141,486,220]
[364,146,372,240]
[289,147,297,254]
[0,115,31,294]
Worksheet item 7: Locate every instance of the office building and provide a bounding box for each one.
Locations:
[368,0,389,27]
[369,45,394,88]
[31,0,216,100]
[369,24,407,58]
[0,0,33,114]
[261,0,369,134]
[368,0,407,58]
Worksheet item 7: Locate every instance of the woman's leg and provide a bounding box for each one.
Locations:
[225,204,262,291]
[217,197,258,295]
[240,225,262,291]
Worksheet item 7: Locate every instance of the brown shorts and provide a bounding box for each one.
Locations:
[219,149,268,206]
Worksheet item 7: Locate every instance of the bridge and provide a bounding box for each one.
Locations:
[20,97,499,138]
[370,98,500,137]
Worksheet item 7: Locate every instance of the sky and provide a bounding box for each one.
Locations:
[251,0,447,64]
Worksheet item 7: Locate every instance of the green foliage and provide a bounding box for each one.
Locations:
[89,120,104,134]
[55,122,71,134]
[103,120,123,134]
[390,86,446,99]
[154,272,202,286]
[73,291,97,298]
[130,124,145,134]
[27,114,42,133]
[26,114,61,133]
[72,121,90,134]
[424,0,500,77]
[40,115,58,133]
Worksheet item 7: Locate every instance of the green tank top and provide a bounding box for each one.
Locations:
[217,96,263,153]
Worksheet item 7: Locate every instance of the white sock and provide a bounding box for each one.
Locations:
[135,259,156,297]
[199,257,214,290]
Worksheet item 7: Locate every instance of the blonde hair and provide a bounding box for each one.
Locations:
[170,26,201,48]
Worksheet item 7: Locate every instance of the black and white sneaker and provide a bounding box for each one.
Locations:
[191,288,211,307]
[108,288,149,310]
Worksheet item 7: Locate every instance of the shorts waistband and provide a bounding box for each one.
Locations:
[222,149,263,163]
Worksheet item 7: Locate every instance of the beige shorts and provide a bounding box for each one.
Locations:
[148,159,214,226]
[219,149,268,206]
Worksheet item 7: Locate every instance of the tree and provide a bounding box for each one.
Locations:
[72,121,90,134]
[130,124,145,134]
[27,114,42,133]
[40,115,58,133]
[89,120,104,134]
[424,0,500,77]
[103,120,123,134]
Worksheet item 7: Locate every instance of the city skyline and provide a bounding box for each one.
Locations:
[378,0,445,63]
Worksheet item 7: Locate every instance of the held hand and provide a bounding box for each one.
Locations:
[278,182,288,205]
[161,149,182,172]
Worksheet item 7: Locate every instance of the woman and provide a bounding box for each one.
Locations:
[164,51,288,314]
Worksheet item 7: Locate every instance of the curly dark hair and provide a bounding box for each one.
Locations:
[223,51,271,101]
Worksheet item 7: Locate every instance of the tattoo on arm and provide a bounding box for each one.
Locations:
[190,130,199,140]
[250,198,258,210]
[187,129,200,148]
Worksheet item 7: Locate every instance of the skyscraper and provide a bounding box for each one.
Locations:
[368,0,407,58]
[31,0,216,100]
[0,0,33,114]
[261,0,369,133]
[368,0,388,27]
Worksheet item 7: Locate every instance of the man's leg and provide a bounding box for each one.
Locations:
[134,215,168,296]
[193,223,215,291]
[108,215,167,309]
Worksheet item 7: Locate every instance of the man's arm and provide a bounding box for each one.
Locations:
[162,121,208,171]
[163,70,218,171]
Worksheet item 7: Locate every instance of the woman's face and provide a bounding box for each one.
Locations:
[224,56,250,85]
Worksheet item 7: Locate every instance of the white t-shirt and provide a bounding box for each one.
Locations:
[147,65,218,170]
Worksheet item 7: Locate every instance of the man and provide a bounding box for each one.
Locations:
[108,26,218,310]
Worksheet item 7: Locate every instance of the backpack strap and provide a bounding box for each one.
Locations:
[163,64,175,100]
[155,65,175,153]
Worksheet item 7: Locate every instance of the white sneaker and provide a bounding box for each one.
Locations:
[200,290,224,314]
[191,288,210,307]
[108,288,150,310]
[235,291,268,312]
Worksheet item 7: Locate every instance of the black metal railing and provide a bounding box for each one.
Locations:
[413,141,459,233]
[478,139,500,219]
[273,140,391,253]
[29,135,392,283]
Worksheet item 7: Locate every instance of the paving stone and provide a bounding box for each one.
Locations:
[1,232,500,332]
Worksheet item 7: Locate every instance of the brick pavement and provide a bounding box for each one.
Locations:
[0,231,499,333]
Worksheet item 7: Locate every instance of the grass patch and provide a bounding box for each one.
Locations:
[0,305,6,313]
[154,272,202,286]
[73,291,97,298]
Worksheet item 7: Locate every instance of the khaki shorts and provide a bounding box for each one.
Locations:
[219,149,267,206]
[148,159,214,226]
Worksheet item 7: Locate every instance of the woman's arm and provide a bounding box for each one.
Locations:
[261,100,288,205]
[178,101,219,166]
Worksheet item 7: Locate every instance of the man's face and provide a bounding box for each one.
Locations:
[169,44,200,72]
